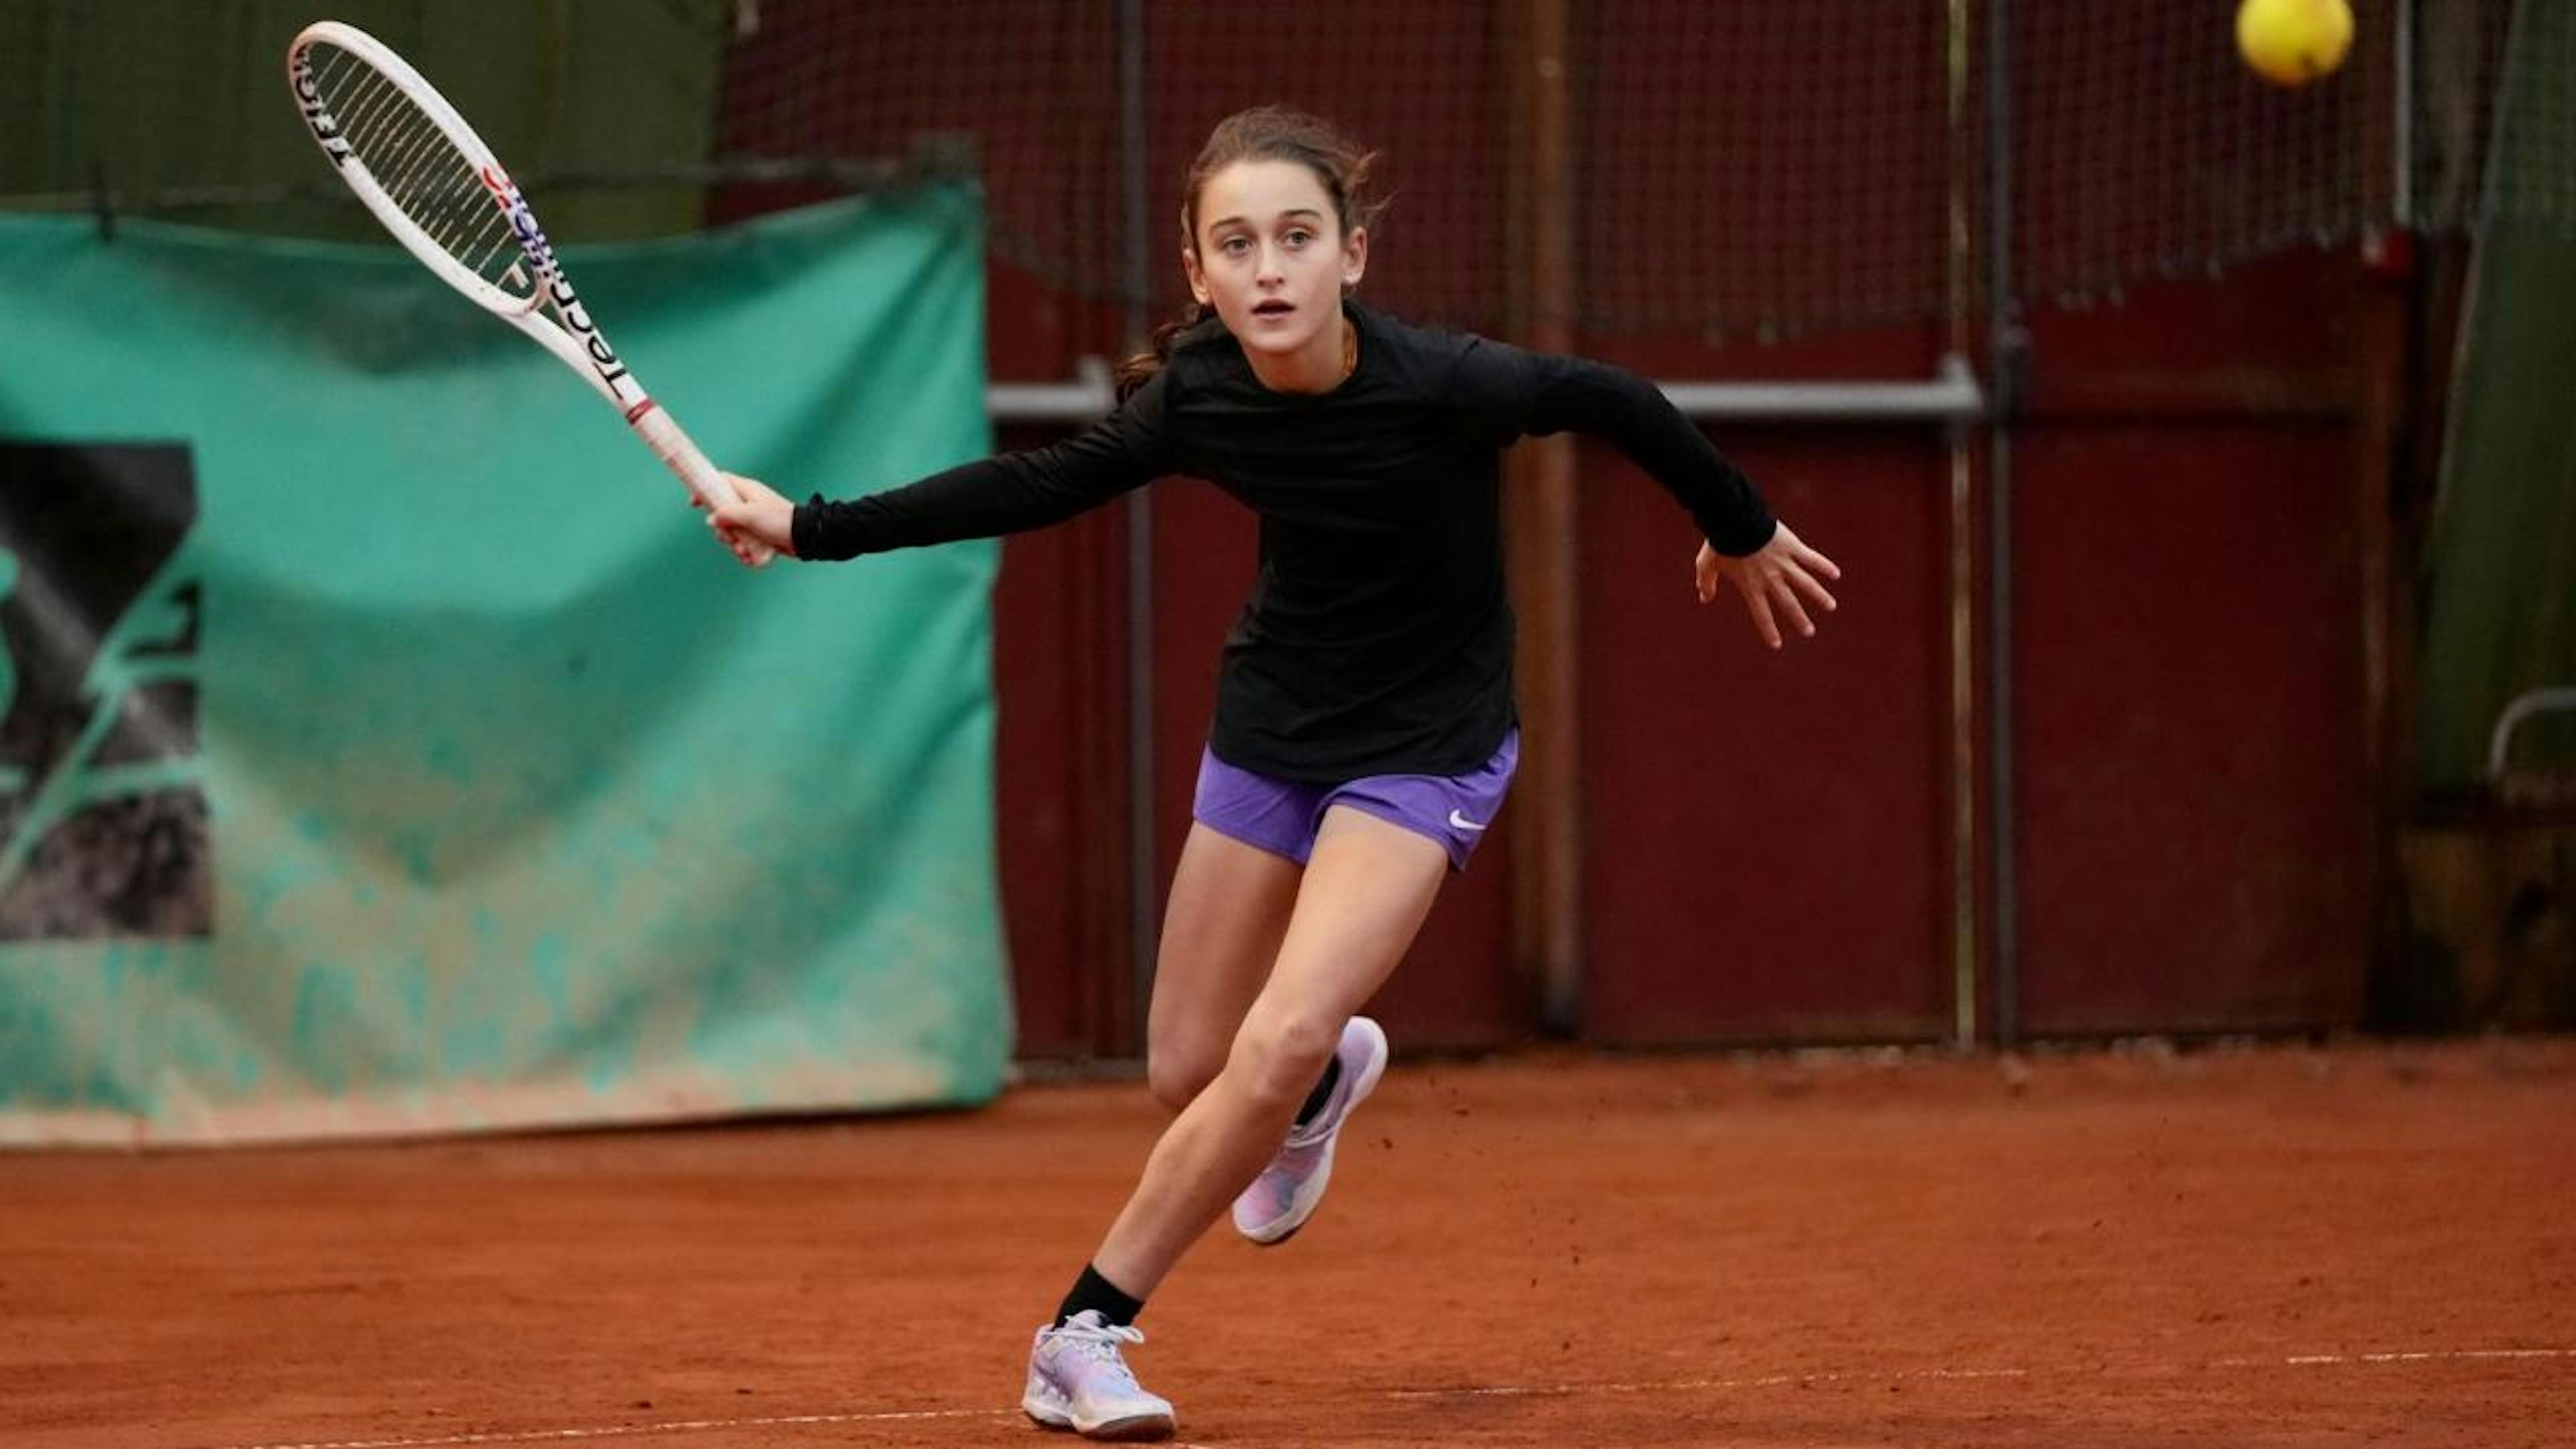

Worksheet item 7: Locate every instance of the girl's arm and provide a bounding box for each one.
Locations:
[1454,338,1770,551]
[708,375,1172,561]
[1454,338,1840,647]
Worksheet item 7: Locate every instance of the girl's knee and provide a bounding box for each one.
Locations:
[1227,1011,1342,1110]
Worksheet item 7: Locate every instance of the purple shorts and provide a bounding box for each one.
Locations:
[1191,730,1519,873]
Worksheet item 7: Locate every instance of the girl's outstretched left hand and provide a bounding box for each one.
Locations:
[1695,523,1841,649]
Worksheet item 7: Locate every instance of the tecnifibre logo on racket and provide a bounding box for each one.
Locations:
[478,166,565,285]
[288,58,352,166]
[475,166,639,400]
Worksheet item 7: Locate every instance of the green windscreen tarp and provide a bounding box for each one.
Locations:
[2416,2,2576,793]
[0,186,1011,1145]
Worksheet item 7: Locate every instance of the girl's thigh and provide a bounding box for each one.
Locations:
[1147,822,1303,1097]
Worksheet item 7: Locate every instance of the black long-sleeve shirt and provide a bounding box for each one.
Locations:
[794,301,1776,782]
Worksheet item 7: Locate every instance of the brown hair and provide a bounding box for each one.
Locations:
[1114,106,1383,400]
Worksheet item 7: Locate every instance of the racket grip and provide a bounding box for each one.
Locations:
[631,405,778,566]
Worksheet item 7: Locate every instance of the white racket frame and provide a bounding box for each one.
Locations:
[287,19,766,555]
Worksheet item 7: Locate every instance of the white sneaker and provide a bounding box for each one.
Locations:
[1231,1015,1390,1245]
[1022,1309,1175,1441]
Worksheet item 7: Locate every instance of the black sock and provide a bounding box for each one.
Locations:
[1056,1263,1144,1328]
[1294,1055,1343,1129]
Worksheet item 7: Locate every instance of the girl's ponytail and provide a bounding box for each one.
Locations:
[1114,301,1208,400]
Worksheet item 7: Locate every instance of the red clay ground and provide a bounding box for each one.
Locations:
[5,1038,2572,1448]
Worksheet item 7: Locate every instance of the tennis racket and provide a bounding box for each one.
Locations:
[286,20,770,565]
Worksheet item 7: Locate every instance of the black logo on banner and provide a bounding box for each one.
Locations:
[0,443,208,940]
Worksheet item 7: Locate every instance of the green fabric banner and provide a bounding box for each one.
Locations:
[0,188,1011,1145]
[2417,1,2576,794]
[2418,221,2576,793]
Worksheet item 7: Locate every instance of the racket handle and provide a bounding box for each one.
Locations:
[631,403,777,566]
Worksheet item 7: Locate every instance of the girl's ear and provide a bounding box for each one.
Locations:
[1183,245,1210,307]
[1342,225,1368,289]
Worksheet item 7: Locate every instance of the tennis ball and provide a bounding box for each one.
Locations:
[2237,0,2354,88]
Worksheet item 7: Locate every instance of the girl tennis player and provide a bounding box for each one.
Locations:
[706,106,1839,1441]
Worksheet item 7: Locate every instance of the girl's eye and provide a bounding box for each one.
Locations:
[1285,231,1313,247]
[1221,237,1252,256]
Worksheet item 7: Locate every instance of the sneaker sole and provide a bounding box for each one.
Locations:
[1240,1018,1390,1246]
[1023,1400,1176,1441]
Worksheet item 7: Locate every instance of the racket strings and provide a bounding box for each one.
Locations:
[303,44,535,301]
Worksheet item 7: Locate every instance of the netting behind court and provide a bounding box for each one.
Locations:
[4,0,2563,340]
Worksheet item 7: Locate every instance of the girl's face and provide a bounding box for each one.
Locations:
[1183,158,1368,384]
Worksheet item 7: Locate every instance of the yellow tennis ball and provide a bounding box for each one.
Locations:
[2237,0,2355,88]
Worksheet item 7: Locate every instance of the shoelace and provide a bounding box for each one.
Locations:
[1053,1316,1150,1389]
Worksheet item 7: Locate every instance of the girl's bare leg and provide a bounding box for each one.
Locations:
[1091,806,1447,1298]
[1143,824,1301,1112]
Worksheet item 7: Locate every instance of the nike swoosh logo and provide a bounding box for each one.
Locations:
[1447,809,1487,832]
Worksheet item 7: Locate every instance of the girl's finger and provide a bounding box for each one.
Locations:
[1767,573,1816,639]
[1741,582,1783,649]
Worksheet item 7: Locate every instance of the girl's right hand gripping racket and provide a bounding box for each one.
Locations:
[286,19,772,566]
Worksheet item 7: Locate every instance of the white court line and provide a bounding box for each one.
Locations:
[2263,1348,2573,1366]
[221,1408,1007,1449]
[1389,1364,2035,1401]
[201,1348,2574,1449]
[1388,1346,2575,1402]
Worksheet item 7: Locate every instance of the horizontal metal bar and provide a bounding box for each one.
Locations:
[987,354,1986,425]
[986,358,1117,423]
[1660,353,1986,423]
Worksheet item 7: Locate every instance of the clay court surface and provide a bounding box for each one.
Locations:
[6,1038,2571,1448]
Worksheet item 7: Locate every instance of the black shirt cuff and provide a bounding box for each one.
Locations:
[1703,501,1778,557]
[791,494,859,561]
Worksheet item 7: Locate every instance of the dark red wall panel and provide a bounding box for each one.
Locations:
[2009,422,2369,1031]
[2007,255,2371,1034]
[1576,425,1956,1043]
